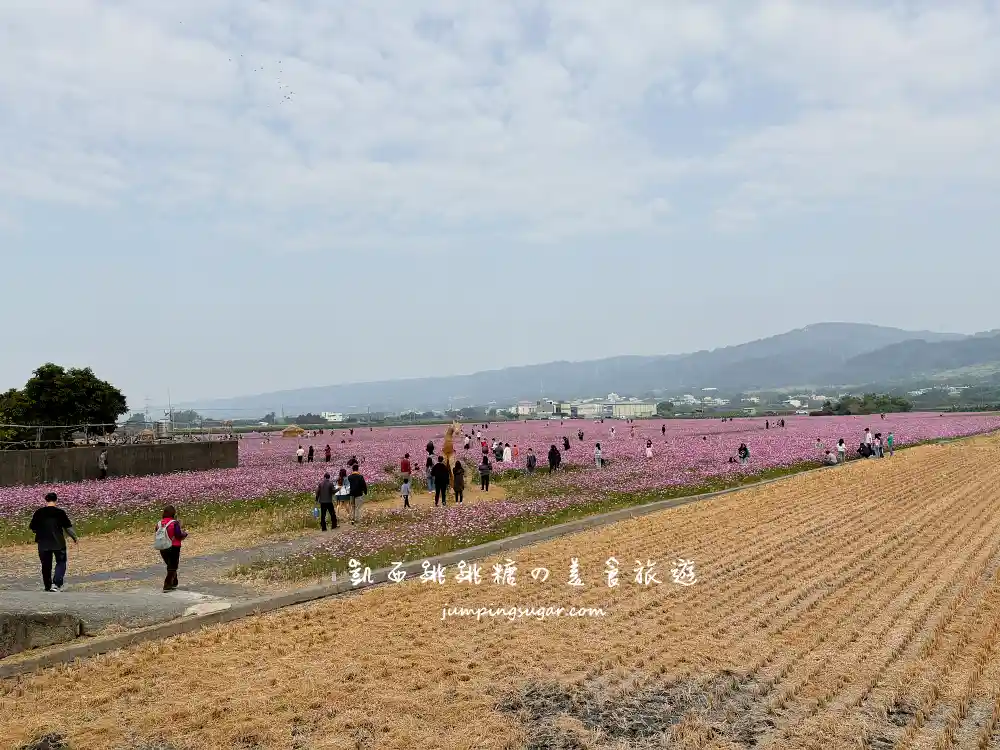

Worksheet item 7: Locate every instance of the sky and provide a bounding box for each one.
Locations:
[2,0,999,409]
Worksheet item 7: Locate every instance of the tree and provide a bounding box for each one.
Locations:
[820,393,912,416]
[125,412,148,424]
[291,413,327,425]
[0,364,128,446]
[262,412,276,424]
[168,409,202,425]
[656,401,674,417]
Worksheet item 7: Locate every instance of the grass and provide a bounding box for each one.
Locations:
[0,482,399,547]
[233,461,819,583]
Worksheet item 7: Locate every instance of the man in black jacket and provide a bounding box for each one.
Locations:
[548,445,561,473]
[347,466,368,524]
[316,473,337,531]
[431,456,451,507]
[29,492,78,592]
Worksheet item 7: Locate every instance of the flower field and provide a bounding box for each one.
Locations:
[1,413,998,529]
[7,434,1000,749]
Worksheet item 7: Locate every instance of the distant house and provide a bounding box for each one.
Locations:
[611,401,656,419]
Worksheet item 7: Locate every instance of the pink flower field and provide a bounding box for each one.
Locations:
[2,413,998,524]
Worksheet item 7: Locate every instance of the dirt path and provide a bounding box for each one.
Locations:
[0,483,508,588]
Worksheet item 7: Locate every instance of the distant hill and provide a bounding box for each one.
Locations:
[184,322,971,416]
[831,332,1000,386]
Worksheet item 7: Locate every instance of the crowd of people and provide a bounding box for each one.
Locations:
[26,420,899,595]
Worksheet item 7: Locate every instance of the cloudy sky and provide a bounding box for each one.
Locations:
[2,0,999,406]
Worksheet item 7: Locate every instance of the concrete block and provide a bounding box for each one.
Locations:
[0,612,83,659]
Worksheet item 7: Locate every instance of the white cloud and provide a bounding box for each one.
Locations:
[1,0,998,247]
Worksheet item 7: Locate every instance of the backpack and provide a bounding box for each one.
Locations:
[153,519,175,551]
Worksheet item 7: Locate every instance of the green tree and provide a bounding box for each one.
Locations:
[0,364,128,446]
[656,401,674,417]
[168,409,202,425]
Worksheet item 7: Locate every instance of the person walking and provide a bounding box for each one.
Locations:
[336,467,351,515]
[479,456,492,491]
[548,445,561,473]
[97,449,108,480]
[526,448,537,474]
[347,465,368,524]
[502,443,512,463]
[324,444,332,463]
[837,438,847,463]
[425,455,435,494]
[401,476,411,509]
[316,473,337,531]
[432,456,451,507]
[453,460,466,504]
[661,424,666,436]
[30,492,78,592]
[400,453,412,481]
[595,443,603,468]
[155,505,187,592]
[887,431,895,457]
[307,445,315,463]
[296,445,305,464]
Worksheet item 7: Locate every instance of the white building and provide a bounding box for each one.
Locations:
[321,412,346,422]
[514,401,536,416]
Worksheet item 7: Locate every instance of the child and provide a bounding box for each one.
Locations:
[401,477,411,509]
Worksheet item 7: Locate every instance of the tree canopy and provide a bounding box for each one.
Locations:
[0,364,128,447]
[819,393,913,416]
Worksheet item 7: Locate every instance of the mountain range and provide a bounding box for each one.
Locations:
[184,323,1000,416]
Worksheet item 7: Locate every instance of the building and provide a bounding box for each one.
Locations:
[742,407,757,416]
[514,401,536,416]
[321,412,345,422]
[610,401,657,419]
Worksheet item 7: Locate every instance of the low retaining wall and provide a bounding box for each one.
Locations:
[0,613,83,660]
[0,442,239,487]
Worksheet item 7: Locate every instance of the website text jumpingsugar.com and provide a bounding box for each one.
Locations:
[441,604,607,622]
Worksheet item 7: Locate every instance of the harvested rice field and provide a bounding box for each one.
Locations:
[5,435,1000,750]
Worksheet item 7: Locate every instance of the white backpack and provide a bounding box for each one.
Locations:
[153,519,175,551]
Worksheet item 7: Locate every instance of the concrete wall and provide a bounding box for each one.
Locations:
[0,441,239,487]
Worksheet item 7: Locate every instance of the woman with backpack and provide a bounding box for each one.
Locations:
[154,505,188,592]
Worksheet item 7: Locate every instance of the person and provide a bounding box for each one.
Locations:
[479,456,492,491]
[426,440,435,457]
[562,436,570,451]
[875,433,884,458]
[512,444,519,462]
[502,443,512,463]
[595,443,603,468]
[824,450,838,466]
[578,429,584,441]
[156,505,188,592]
[400,453,412,481]
[661,424,666,436]
[336,468,351,515]
[481,439,489,458]
[780,419,785,428]
[645,439,653,459]
[316,473,337,531]
[887,431,895,457]
[610,426,616,437]
[864,428,873,452]
[464,435,471,450]
[837,438,847,463]
[430,457,450,506]
[29,492,78,592]
[347,464,368,524]
[425,455,435,494]
[548,445,561,473]
[738,443,750,465]
[307,445,315,463]
[324,444,332,463]
[296,445,305,464]
[97,449,108,480]
[494,442,504,462]
[815,438,822,451]
[526,448,537,474]
[453,460,465,504]
[401,476,411,509]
